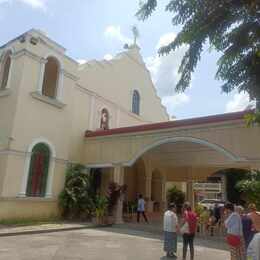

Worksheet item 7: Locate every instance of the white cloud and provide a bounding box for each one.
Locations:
[225,92,255,112]
[0,0,47,10]
[156,32,176,50]
[103,54,113,60]
[162,93,190,116]
[145,32,188,117]
[77,59,87,65]
[104,25,132,44]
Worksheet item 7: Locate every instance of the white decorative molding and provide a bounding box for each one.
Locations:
[31,91,66,109]
[126,136,245,167]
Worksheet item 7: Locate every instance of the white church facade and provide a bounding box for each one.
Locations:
[0,29,168,220]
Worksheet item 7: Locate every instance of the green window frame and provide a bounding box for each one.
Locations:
[26,143,50,197]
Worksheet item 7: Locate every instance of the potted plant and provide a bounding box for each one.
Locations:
[93,195,108,226]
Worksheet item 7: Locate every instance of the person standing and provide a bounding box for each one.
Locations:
[182,203,198,260]
[137,194,148,223]
[236,206,254,250]
[163,203,179,258]
[247,232,260,260]
[213,203,221,224]
[224,202,246,260]
[248,203,260,233]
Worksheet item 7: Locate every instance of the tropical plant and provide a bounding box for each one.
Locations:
[236,170,260,209]
[95,195,108,218]
[167,185,185,213]
[137,0,260,111]
[59,164,95,219]
[106,182,127,216]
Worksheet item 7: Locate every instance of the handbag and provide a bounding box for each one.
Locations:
[226,234,241,247]
[180,222,189,235]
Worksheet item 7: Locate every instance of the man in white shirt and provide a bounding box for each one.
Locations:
[164,203,179,258]
[247,233,260,260]
[137,194,148,223]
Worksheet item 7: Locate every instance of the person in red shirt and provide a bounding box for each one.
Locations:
[182,203,198,260]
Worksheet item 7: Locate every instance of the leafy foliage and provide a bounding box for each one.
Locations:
[236,170,260,209]
[167,185,185,212]
[137,0,260,104]
[224,168,249,205]
[95,195,108,218]
[245,111,260,126]
[59,164,95,219]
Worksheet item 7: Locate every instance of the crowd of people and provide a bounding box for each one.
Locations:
[162,202,260,260]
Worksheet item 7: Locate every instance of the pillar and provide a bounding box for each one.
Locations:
[37,58,47,94]
[113,165,125,224]
[186,180,194,208]
[161,175,167,212]
[144,158,153,212]
[145,176,153,212]
[186,167,194,209]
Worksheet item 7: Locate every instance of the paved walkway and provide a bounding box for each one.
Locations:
[0,223,91,236]
[0,227,229,260]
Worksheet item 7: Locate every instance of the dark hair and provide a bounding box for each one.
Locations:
[139,194,143,199]
[183,202,191,211]
[224,202,234,212]
[168,203,176,210]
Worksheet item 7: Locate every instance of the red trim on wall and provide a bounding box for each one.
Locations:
[85,110,253,138]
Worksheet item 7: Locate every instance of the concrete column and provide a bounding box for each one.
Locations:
[37,58,47,94]
[145,176,153,212]
[56,69,64,101]
[113,165,125,224]
[186,180,194,209]
[144,158,153,212]
[161,176,167,212]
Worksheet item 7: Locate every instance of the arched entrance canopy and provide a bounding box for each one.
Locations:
[83,110,260,169]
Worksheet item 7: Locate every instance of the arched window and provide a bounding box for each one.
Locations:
[42,57,59,98]
[0,51,12,90]
[26,143,50,197]
[100,108,109,130]
[132,90,140,115]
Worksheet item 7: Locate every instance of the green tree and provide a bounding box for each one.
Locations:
[167,185,185,213]
[236,170,260,209]
[59,164,95,219]
[137,0,260,111]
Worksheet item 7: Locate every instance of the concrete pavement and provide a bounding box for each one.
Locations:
[0,227,229,260]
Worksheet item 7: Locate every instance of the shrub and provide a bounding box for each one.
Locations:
[167,185,185,213]
[95,195,108,218]
[59,164,95,219]
[236,170,260,209]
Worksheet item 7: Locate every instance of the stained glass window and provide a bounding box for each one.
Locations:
[26,143,50,197]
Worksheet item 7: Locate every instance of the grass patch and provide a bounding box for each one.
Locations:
[0,217,64,227]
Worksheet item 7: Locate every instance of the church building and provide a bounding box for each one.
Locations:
[1,29,260,222]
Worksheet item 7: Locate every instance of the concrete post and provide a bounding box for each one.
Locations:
[113,165,125,224]
[186,180,194,208]
[144,158,153,212]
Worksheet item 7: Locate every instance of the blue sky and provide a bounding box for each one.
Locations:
[0,0,252,119]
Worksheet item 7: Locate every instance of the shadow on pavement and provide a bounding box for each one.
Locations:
[95,225,228,251]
